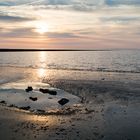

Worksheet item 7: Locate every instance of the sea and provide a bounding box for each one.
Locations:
[0,50,140,73]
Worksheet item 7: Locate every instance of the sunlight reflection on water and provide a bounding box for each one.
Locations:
[37,52,47,78]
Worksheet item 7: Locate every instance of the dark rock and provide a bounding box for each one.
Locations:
[0,100,6,104]
[93,132,99,136]
[100,135,104,138]
[29,97,38,101]
[58,98,69,106]
[20,106,30,110]
[80,96,86,103]
[59,128,65,132]
[39,88,57,95]
[37,109,45,113]
[25,86,33,92]
[8,104,15,107]
[85,108,95,114]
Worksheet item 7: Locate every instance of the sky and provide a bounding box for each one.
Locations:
[0,0,140,49]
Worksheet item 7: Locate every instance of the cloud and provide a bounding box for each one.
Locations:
[0,0,140,12]
[0,0,140,10]
[0,0,71,6]
[0,0,104,12]
[0,14,35,22]
[0,27,34,37]
[101,16,140,24]
[46,32,79,38]
[105,0,140,6]
[0,26,79,39]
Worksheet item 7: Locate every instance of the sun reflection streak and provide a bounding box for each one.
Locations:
[38,51,47,78]
[38,68,46,78]
[22,113,59,127]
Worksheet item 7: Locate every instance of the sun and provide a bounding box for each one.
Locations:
[34,22,49,34]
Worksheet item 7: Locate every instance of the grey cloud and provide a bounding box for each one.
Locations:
[37,0,104,11]
[101,16,140,23]
[0,28,34,37]
[1,0,140,8]
[0,27,79,39]
[46,32,79,38]
[105,0,140,6]
[0,0,104,11]
[0,14,35,22]
[0,0,70,6]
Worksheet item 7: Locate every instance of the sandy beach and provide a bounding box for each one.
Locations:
[0,67,140,140]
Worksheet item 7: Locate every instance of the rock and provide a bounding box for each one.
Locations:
[59,128,65,132]
[58,98,69,106]
[25,86,33,92]
[0,100,6,104]
[29,97,37,101]
[85,108,95,114]
[39,88,57,95]
[80,96,86,103]
[37,109,45,113]
[8,104,15,107]
[20,106,30,110]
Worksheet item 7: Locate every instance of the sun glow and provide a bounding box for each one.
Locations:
[35,22,49,34]
[38,51,47,78]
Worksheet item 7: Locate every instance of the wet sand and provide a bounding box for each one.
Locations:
[0,67,140,140]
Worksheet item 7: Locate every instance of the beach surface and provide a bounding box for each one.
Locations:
[0,67,140,140]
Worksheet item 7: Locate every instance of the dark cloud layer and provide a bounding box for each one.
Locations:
[105,0,140,6]
[0,27,79,39]
[101,16,140,23]
[0,15,34,22]
[0,0,140,12]
[1,0,140,7]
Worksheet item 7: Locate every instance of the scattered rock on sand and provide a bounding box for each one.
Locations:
[39,88,57,95]
[25,86,33,92]
[20,106,31,110]
[37,109,45,113]
[58,98,69,105]
[0,100,6,104]
[101,78,105,80]
[29,97,38,101]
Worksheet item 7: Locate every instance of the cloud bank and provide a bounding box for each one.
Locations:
[0,0,140,49]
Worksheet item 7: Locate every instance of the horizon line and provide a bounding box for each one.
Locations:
[0,48,139,52]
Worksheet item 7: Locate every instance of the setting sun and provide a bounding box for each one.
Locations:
[34,22,49,34]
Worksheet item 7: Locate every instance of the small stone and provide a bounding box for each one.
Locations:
[20,106,30,110]
[56,132,60,135]
[25,86,33,92]
[101,78,105,80]
[0,100,6,104]
[39,88,57,95]
[37,109,45,113]
[58,98,69,106]
[59,128,65,132]
[29,97,37,101]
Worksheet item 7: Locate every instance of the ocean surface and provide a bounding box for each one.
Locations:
[0,50,140,73]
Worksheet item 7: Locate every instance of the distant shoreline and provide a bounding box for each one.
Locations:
[0,48,139,52]
[0,49,112,52]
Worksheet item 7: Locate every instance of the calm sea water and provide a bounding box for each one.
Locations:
[0,50,140,73]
